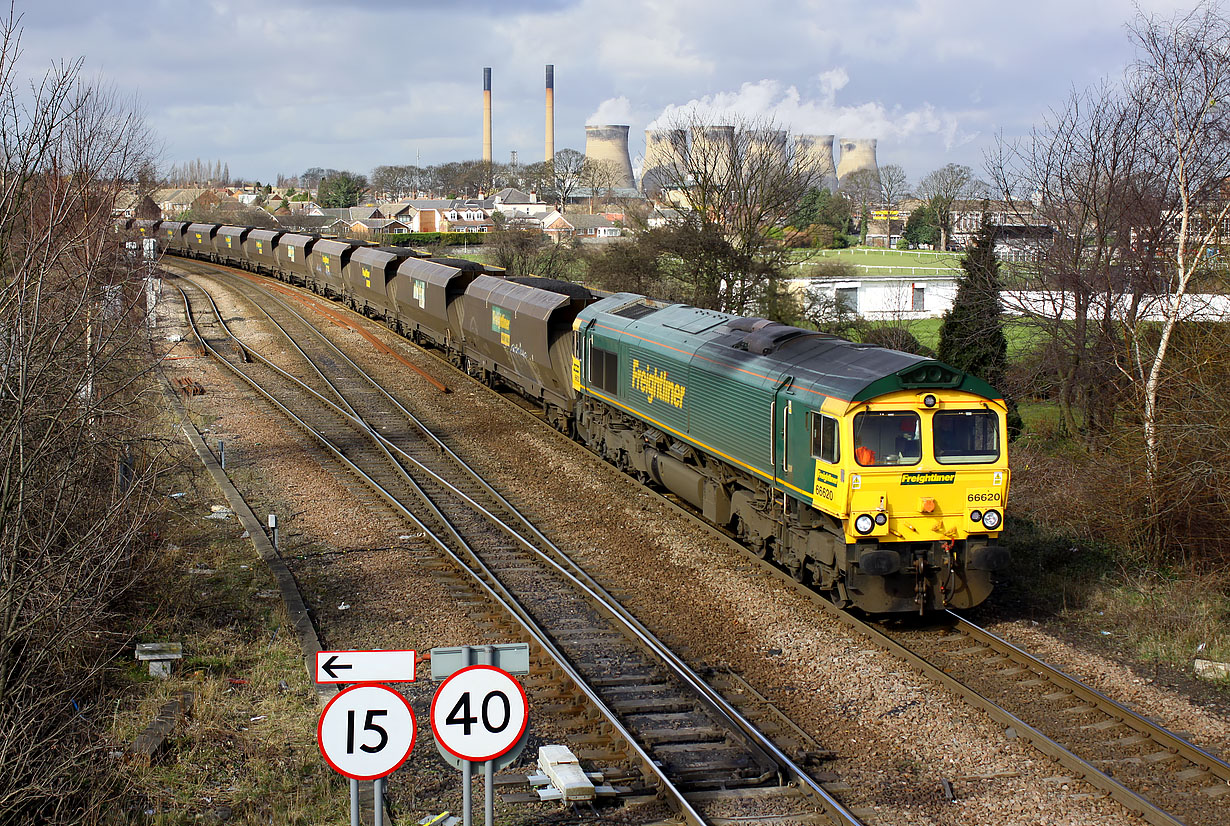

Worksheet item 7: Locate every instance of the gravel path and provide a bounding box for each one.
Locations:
[156,266,1228,825]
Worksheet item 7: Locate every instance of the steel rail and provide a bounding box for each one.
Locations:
[174,280,739,826]
[605,472,1195,826]
[950,611,1230,782]
[177,257,1224,826]
[188,266,867,826]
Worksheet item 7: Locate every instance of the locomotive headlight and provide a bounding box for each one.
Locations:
[874,513,887,525]
[854,514,875,534]
[970,509,983,523]
[982,509,1002,530]
[924,394,938,408]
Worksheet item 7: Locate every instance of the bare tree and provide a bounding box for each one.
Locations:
[989,1,1230,559]
[550,148,586,212]
[0,10,166,819]
[630,111,823,314]
[916,163,986,249]
[989,82,1153,439]
[1126,2,1230,492]
[580,157,620,213]
[878,163,910,206]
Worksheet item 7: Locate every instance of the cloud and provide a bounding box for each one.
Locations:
[646,76,962,144]
[587,97,635,126]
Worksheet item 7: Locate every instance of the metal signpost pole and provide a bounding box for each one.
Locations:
[485,761,494,826]
[430,645,530,826]
[462,760,472,826]
[478,646,494,826]
[317,671,417,826]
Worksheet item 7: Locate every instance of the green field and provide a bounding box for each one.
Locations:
[795,247,964,278]
[890,316,1037,361]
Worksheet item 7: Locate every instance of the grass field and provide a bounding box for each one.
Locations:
[794,247,965,278]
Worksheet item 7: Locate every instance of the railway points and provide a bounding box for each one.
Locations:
[153,242,1230,821]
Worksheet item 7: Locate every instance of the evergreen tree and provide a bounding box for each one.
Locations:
[937,216,1023,437]
[902,204,940,248]
[317,171,367,208]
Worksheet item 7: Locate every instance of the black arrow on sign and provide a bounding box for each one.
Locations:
[322,655,353,679]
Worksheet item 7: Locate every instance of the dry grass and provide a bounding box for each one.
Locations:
[104,468,346,824]
[1077,573,1230,672]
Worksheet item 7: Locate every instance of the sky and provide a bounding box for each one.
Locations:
[12,0,1204,187]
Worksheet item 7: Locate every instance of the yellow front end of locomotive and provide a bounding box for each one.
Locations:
[820,389,1010,545]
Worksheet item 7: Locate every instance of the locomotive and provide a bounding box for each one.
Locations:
[128,218,1010,614]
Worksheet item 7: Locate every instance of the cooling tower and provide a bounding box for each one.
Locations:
[544,65,554,163]
[747,129,789,170]
[482,67,492,164]
[691,125,735,181]
[641,128,687,194]
[583,125,636,190]
[836,138,879,186]
[794,134,838,193]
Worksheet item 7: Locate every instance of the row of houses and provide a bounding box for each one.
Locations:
[114,185,624,242]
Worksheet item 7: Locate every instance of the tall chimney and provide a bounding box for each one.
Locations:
[482,67,492,164]
[545,65,555,163]
[583,125,636,190]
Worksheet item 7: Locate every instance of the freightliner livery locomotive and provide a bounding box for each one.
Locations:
[128,218,1010,613]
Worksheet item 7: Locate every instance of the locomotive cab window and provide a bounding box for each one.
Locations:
[853,411,921,466]
[589,345,619,395]
[810,413,840,464]
[934,410,999,464]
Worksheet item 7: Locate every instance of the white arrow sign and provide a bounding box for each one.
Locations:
[315,649,416,684]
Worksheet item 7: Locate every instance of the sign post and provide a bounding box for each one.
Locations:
[315,650,417,826]
[430,644,530,826]
[319,684,415,826]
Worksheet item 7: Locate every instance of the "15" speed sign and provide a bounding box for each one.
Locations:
[430,665,528,762]
[318,684,416,780]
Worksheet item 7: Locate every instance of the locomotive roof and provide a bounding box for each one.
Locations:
[582,293,1001,403]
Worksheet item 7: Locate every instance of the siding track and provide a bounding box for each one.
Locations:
[171,261,864,826]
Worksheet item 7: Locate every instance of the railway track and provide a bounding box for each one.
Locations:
[170,258,1228,826]
[170,262,865,826]
[889,613,1230,826]
[641,482,1229,826]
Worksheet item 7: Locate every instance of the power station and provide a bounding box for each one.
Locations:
[479,67,880,197]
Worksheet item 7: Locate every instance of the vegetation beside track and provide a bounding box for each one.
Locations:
[105,447,341,825]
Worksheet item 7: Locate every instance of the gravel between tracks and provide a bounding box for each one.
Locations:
[159,268,1227,825]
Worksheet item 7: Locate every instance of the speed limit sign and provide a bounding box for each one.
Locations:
[318,684,416,780]
[430,665,528,762]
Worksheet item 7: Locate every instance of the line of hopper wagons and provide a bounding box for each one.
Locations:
[122,218,1012,615]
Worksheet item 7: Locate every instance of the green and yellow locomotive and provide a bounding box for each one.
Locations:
[572,293,1009,614]
[134,214,1010,615]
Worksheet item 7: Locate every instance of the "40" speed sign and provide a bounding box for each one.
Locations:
[430,665,528,762]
